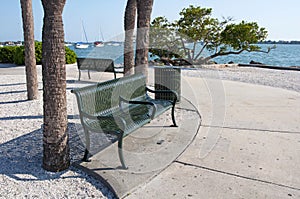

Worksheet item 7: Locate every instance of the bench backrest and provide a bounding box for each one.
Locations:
[72,73,147,116]
[77,58,115,72]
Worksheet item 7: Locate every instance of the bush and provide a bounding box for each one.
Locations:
[35,42,42,64]
[1,42,77,65]
[13,46,25,65]
[0,46,17,63]
[65,46,77,64]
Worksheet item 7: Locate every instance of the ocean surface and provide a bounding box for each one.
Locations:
[69,44,300,67]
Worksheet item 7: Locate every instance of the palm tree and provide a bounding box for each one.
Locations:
[135,0,154,81]
[41,0,69,172]
[20,0,38,100]
[124,0,136,76]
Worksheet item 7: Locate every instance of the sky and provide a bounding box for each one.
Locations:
[0,0,299,42]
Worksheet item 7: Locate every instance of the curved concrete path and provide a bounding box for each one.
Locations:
[125,76,300,199]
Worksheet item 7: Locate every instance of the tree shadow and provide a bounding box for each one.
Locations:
[0,88,43,95]
[0,115,78,121]
[0,99,29,105]
[0,83,26,87]
[0,122,116,198]
[0,122,115,180]
[0,90,27,95]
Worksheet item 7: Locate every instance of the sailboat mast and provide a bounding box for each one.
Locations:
[82,21,89,43]
[100,26,105,41]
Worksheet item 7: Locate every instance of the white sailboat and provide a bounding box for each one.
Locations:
[75,21,89,49]
[75,42,89,49]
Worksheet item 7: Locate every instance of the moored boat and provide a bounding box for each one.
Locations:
[75,42,89,49]
[94,41,104,47]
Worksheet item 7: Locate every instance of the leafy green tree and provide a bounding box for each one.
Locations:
[150,5,274,65]
[150,17,184,61]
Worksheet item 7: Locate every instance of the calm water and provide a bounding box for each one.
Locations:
[213,44,300,67]
[69,44,300,67]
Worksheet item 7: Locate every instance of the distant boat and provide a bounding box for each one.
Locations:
[106,41,121,46]
[75,42,89,49]
[65,42,73,47]
[94,26,105,47]
[94,41,104,47]
[76,20,89,49]
[112,42,121,46]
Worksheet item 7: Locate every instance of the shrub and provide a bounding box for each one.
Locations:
[13,46,25,65]
[0,46,17,63]
[65,46,77,64]
[35,42,42,64]
[1,41,77,65]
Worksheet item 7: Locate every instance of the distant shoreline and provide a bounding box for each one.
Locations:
[1,62,300,71]
[1,40,300,45]
[0,63,299,93]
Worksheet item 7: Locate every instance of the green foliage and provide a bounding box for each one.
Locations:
[150,16,184,59]
[35,42,42,64]
[1,42,77,65]
[150,5,272,65]
[176,6,218,42]
[65,46,77,64]
[13,46,25,65]
[0,46,17,63]
[220,21,267,51]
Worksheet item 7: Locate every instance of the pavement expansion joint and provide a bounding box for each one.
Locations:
[174,160,300,191]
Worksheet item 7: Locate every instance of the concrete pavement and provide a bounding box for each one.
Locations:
[125,76,300,199]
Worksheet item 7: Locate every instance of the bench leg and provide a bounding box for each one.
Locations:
[88,70,91,79]
[118,134,128,169]
[78,70,81,81]
[82,129,91,162]
[82,149,90,162]
[171,105,178,127]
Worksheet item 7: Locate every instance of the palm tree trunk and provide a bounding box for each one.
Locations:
[135,0,154,82]
[124,0,137,76]
[41,0,69,172]
[20,0,38,100]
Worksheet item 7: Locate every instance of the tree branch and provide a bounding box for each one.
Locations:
[194,42,208,60]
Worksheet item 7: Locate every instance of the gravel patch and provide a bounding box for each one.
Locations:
[0,75,115,199]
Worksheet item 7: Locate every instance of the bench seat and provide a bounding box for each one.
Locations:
[71,73,178,169]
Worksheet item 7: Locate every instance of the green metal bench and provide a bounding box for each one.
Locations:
[71,73,178,169]
[76,58,124,80]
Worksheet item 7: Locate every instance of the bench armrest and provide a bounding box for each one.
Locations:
[146,87,178,105]
[80,111,127,132]
[119,96,157,119]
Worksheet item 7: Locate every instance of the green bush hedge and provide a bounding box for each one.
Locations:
[0,46,17,63]
[65,46,77,64]
[0,42,77,65]
[13,46,25,65]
